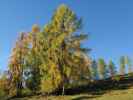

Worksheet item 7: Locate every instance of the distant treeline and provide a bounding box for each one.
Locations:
[0,4,132,99]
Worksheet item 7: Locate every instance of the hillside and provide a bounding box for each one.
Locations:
[9,74,133,100]
[10,87,133,100]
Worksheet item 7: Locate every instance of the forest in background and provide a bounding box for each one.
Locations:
[0,4,133,99]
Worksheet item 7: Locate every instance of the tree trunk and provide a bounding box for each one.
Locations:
[62,84,64,95]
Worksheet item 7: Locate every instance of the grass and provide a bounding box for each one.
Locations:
[10,87,133,100]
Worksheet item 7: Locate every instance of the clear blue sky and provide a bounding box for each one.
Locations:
[0,0,133,71]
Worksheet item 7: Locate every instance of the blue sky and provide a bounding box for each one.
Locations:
[0,0,133,71]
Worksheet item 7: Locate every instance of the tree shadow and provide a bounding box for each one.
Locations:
[54,75,133,99]
[71,95,101,100]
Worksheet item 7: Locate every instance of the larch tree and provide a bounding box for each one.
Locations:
[108,60,116,77]
[119,56,126,75]
[90,60,98,80]
[25,24,41,94]
[97,58,106,79]
[0,71,9,99]
[125,56,132,74]
[39,4,90,94]
[9,32,29,97]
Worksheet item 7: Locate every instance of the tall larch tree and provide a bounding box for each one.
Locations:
[40,4,90,94]
[9,32,29,97]
[25,24,41,94]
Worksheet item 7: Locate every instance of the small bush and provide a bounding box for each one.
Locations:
[113,75,121,81]
[0,89,6,99]
[21,88,32,96]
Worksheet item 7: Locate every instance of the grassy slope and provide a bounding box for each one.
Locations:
[12,87,133,100]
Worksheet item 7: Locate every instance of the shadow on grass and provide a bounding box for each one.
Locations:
[52,76,133,100]
[71,95,101,100]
